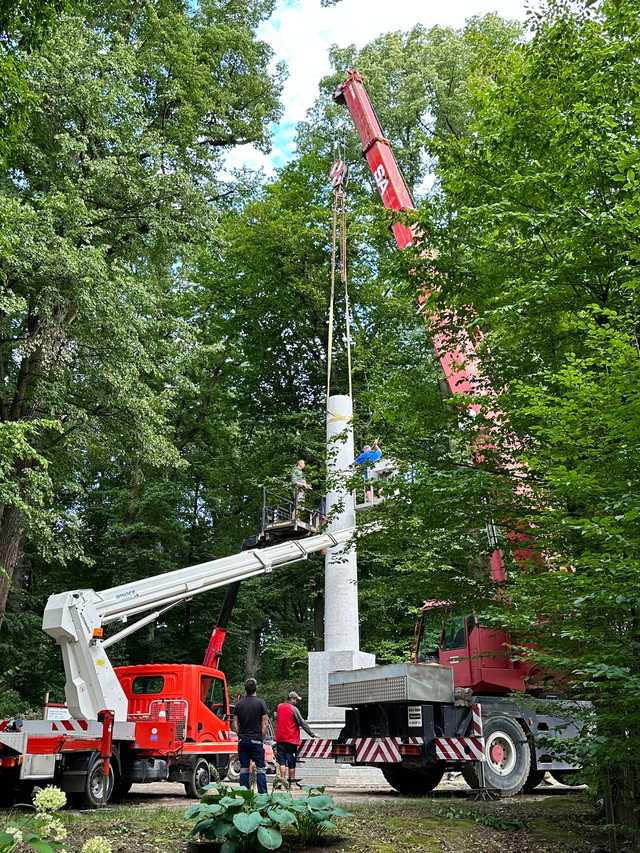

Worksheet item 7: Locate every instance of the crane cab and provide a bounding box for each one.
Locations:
[413,603,538,694]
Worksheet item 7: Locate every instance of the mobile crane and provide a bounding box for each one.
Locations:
[0,524,352,807]
[298,70,583,797]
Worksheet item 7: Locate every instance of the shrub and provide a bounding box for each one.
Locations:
[0,786,113,853]
[184,783,350,851]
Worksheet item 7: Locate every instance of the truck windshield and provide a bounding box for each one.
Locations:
[416,611,441,663]
[441,616,467,650]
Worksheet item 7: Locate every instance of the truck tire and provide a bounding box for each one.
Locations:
[184,758,211,799]
[381,765,444,795]
[461,716,531,797]
[72,755,115,809]
[225,754,241,783]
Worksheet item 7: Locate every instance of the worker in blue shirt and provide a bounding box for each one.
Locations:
[355,439,382,502]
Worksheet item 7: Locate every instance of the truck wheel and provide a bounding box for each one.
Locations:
[381,765,444,795]
[72,756,115,809]
[184,758,211,799]
[461,717,531,797]
[225,755,241,783]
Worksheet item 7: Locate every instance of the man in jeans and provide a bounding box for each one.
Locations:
[233,678,269,793]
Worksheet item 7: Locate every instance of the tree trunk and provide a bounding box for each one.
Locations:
[0,505,25,625]
[245,625,262,678]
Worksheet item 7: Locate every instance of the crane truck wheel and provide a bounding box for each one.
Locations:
[461,717,531,797]
[381,765,445,795]
[71,755,115,809]
[225,755,241,783]
[184,758,212,799]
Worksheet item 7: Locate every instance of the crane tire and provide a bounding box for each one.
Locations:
[381,765,444,796]
[461,716,531,797]
[71,754,115,809]
[184,758,212,799]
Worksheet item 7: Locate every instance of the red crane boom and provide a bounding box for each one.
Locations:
[335,68,507,585]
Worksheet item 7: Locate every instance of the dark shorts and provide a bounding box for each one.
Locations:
[276,741,298,769]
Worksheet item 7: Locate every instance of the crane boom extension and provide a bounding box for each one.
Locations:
[42,526,355,722]
[335,69,506,584]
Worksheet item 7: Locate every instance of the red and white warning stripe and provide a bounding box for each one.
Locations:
[329,159,348,188]
[435,736,485,762]
[298,738,333,759]
[51,719,89,733]
[344,736,424,764]
[471,703,483,737]
[352,736,401,763]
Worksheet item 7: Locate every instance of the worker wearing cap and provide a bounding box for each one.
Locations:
[274,691,316,786]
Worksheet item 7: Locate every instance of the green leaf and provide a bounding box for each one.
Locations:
[307,795,333,809]
[184,804,204,819]
[331,806,351,817]
[28,841,55,853]
[267,806,297,825]
[257,825,283,850]
[220,796,246,811]
[318,820,337,831]
[232,811,263,834]
[213,821,235,839]
[220,842,238,853]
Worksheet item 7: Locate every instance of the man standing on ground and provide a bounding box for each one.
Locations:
[233,678,269,793]
[275,691,316,786]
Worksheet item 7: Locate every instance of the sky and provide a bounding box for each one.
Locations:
[224,0,529,175]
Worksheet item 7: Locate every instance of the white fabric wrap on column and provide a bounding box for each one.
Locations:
[324,394,359,652]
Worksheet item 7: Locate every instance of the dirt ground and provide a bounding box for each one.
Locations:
[1,777,605,852]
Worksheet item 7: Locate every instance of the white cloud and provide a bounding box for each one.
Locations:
[227,0,528,174]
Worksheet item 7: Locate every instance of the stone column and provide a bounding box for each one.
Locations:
[308,394,375,736]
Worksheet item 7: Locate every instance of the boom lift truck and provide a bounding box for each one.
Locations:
[300,70,583,797]
[0,522,346,807]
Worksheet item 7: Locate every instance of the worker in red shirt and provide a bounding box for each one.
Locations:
[274,691,316,786]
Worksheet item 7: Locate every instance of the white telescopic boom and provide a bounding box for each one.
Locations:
[42,527,355,722]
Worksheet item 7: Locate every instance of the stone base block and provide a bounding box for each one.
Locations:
[307,649,375,728]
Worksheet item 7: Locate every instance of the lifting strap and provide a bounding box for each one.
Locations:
[326,158,353,400]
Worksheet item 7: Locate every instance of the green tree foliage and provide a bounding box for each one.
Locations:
[0,11,522,714]
[0,0,282,621]
[391,0,640,840]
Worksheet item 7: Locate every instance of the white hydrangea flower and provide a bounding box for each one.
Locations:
[47,817,67,841]
[33,785,67,813]
[81,836,113,853]
[5,826,23,843]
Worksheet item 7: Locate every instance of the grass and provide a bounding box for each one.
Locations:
[0,790,604,852]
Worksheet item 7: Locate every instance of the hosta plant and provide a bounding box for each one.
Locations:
[184,783,350,851]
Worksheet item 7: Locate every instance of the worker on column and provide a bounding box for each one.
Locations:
[275,691,316,787]
[354,439,382,502]
[290,459,311,516]
[233,678,269,794]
